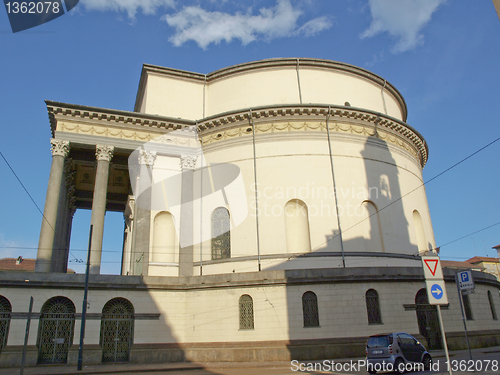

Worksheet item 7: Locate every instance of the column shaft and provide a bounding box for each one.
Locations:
[179,155,196,277]
[89,145,113,274]
[131,150,156,276]
[35,140,70,273]
[52,176,68,272]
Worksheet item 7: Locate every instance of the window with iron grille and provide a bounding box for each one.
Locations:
[366,289,382,324]
[239,295,254,329]
[100,298,135,363]
[37,296,75,365]
[212,207,230,260]
[302,291,319,327]
[462,294,473,320]
[0,296,11,354]
[488,291,497,320]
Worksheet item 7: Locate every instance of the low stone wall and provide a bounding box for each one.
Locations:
[446,330,500,350]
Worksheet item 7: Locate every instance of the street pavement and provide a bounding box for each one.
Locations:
[1,346,498,375]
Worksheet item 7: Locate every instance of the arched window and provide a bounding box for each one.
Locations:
[285,199,311,253]
[488,291,497,320]
[415,288,442,350]
[0,296,12,353]
[359,201,384,252]
[153,211,178,263]
[462,294,473,321]
[413,210,427,253]
[302,291,319,327]
[239,295,254,329]
[37,296,75,364]
[212,207,230,260]
[366,289,382,324]
[100,298,135,363]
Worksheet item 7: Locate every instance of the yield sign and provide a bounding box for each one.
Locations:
[421,256,443,280]
[424,259,438,276]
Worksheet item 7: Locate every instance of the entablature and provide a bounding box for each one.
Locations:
[197,104,428,167]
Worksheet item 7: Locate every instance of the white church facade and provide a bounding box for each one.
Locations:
[0,58,498,368]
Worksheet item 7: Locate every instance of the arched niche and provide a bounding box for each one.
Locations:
[285,199,311,253]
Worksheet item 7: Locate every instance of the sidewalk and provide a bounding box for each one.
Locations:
[2,346,499,375]
[0,360,293,375]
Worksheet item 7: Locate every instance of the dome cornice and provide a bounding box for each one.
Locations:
[198,104,428,167]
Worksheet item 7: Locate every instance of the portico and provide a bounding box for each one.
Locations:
[34,101,193,275]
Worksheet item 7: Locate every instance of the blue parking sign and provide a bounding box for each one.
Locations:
[458,270,474,292]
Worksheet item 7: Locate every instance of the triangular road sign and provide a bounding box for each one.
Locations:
[424,259,438,276]
[421,256,443,280]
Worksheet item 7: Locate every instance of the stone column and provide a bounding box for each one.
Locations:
[89,145,114,274]
[35,139,70,273]
[122,196,135,275]
[179,155,197,277]
[52,177,67,272]
[131,150,156,276]
[63,170,77,273]
[53,161,76,272]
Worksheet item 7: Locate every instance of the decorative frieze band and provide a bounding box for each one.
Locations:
[197,106,428,167]
[96,145,114,162]
[50,139,70,157]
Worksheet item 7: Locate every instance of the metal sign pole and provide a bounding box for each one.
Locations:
[436,305,452,375]
[77,225,93,371]
[19,296,33,375]
[421,256,452,375]
[455,271,473,361]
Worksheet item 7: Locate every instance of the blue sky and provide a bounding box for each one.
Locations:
[0,0,499,274]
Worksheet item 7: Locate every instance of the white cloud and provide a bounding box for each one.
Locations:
[361,0,446,53]
[296,16,332,37]
[163,0,332,49]
[81,0,175,19]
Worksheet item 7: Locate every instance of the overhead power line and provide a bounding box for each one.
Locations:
[312,135,500,251]
[0,151,49,227]
[439,220,500,249]
[0,150,82,261]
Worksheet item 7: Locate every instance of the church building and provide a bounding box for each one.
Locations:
[0,58,499,368]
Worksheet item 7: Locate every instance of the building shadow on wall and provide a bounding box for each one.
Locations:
[266,134,439,360]
[0,272,222,373]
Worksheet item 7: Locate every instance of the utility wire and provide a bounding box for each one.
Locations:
[0,150,82,262]
[311,135,500,251]
[0,151,52,230]
[439,220,500,249]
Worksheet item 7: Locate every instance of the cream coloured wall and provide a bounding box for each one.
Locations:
[205,67,300,117]
[1,273,499,366]
[136,59,406,122]
[140,73,204,120]
[298,69,403,120]
[195,116,434,274]
[4,279,498,348]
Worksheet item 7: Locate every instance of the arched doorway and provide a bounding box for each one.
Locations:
[415,289,442,349]
[37,296,75,364]
[0,296,12,353]
[100,298,134,362]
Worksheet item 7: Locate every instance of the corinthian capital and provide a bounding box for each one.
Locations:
[139,150,157,166]
[50,139,70,157]
[180,155,197,170]
[96,145,114,162]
